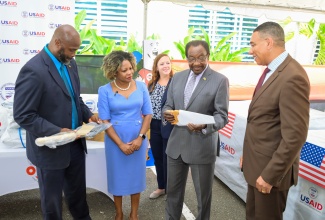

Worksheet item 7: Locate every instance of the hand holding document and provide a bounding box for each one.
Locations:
[166,110,215,126]
[35,122,111,149]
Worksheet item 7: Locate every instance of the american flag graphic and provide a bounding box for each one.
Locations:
[219,112,236,138]
[299,142,325,188]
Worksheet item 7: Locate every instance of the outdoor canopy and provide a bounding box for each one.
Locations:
[150,0,325,23]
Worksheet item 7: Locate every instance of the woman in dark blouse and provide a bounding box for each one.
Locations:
[148,53,173,199]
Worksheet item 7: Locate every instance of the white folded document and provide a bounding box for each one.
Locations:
[167,110,215,126]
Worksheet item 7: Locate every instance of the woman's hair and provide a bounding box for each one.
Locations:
[101,50,137,80]
[148,53,173,93]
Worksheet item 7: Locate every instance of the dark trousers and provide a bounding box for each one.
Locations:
[246,184,289,220]
[37,140,91,220]
[150,119,168,189]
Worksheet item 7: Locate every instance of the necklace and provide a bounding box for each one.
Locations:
[113,80,131,91]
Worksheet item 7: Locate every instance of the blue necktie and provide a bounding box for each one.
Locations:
[60,64,78,129]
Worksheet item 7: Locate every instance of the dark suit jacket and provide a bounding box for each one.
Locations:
[160,78,173,139]
[13,49,93,170]
[243,55,310,190]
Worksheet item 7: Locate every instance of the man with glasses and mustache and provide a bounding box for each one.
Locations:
[14,24,98,220]
[163,40,229,219]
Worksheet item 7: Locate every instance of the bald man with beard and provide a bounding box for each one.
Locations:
[14,24,98,220]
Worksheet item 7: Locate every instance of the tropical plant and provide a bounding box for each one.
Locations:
[298,19,325,65]
[280,17,325,65]
[314,23,325,65]
[173,26,249,62]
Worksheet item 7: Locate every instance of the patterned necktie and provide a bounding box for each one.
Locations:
[184,74,197,108]
[253,67,270,96]
[60,64,78,129]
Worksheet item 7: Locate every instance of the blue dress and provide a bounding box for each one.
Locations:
[98,81,152,196]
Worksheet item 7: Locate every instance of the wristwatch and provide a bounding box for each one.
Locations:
[139,133,146,139]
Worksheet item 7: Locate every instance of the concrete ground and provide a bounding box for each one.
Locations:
[0,167,246,220]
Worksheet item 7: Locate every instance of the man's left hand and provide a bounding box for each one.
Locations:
[256,176,273,194]
[89,114,100,123]
[187,123,206,132]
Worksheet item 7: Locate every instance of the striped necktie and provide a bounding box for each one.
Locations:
[184,74,197,108]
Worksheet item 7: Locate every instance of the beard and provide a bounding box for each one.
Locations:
[58,48,71,65]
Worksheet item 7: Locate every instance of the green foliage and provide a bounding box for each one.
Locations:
[314,23,325,65]
[173,26,249,62]
[297,18,325,65]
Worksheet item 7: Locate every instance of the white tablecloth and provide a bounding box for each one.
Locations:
[0,140,112,199]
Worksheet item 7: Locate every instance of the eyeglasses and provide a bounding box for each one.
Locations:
[187,55,208,63]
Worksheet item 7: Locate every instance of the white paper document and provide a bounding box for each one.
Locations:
[171,110,215,126]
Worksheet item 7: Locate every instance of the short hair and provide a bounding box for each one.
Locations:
[101,50,136,80]
[185,40,210,58]
[254,22,285,47]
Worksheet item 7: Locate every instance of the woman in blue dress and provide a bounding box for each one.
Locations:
[98,51,152,220]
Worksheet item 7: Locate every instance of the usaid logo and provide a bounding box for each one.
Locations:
[48,22,61,29]
[21,11,45,18]
[0,20,18,26]
[22,30,45,37]
[220,141,236,156]
[0,58,20,64]
[23,48,40,55]
[22,30,29,37]
[308,187,318,199]
[48,4,70,11]
[85,99,96,112]
[0,39,19,45]
[21,11,28,18]
[0,1,17,6]
[0,83,15,100]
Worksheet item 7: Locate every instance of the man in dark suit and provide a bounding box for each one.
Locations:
[13,24,98,220]
[241,22,310,219]
[163,40,229,219]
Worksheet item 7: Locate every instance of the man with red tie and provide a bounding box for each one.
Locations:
[241,21,310,219]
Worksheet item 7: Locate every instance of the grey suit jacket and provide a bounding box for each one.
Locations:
[162,66,229,164]
[13,49,93,170]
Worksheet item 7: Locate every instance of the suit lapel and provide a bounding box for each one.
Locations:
[185,67,211,109]
[249,55,292,113]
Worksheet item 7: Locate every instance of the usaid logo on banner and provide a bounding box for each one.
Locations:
[0,1,17,6]
[0,39,19,45]
[0,58,20,64]
[21,11,45,18]
[300,187,324,212]
[48,22,61,29]
[48,4,70,12]
[23,48,40,55]
[22,30,46,37]
[85,99,96,112]
[0,20,18,26]
[0,83,15,100]
[220,141,236,157]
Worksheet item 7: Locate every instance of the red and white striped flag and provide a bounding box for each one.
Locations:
[219,112,236,138]
[299,142,325,188]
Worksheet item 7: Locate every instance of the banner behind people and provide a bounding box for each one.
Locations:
[0,0,74,104]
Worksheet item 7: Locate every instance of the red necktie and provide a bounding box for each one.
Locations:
[253,67,270,96]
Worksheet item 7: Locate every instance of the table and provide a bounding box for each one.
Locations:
[0,140,112,199]
[214,101,325,219]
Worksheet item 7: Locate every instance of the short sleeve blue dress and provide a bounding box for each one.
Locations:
[98,80,153,196]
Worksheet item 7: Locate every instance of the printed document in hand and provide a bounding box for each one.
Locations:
[167,110,215,126]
